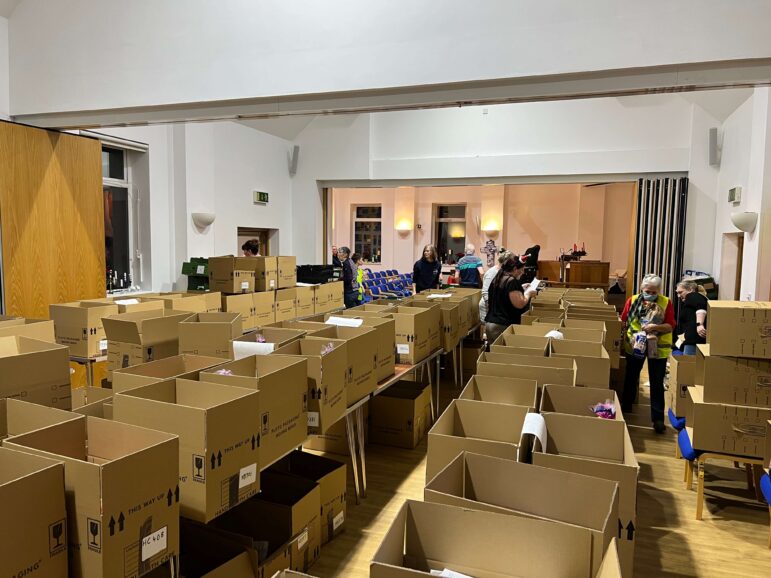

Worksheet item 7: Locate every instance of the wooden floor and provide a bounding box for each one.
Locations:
[310,377,771,577]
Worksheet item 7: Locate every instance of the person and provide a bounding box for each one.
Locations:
[621,274,676,433]
[352,252,364,304]
[479,247,508,323]
[339,246,359,308]
[413,244,442,293]
[457,244,484,288]
[241,239,261,256]
[331,245,342,268]
[675,280,708,355]
[484,251,538,347]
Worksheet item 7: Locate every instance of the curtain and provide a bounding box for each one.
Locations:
[632,177,689,299]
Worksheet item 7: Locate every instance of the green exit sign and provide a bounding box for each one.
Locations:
[253,191,269,204]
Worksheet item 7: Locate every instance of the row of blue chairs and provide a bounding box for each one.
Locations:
[363,269,403,279]
[361,276,413,302]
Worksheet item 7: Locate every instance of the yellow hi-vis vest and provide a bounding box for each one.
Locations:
[624,293,673,359]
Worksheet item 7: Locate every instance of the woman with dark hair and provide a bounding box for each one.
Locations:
[413,244,442,293]
[484,251,537,346]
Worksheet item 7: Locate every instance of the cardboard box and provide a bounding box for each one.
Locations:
[327,314,396,382]
[706,301,771,359]
[277,257,298,289]
[313,282,344,314]
[103,309,192,375]
[491,333,550,355]
[200,355,308,468]
[104,298,166,315]
[179,312,243,359]
[480,351,575,371]
[424,452,620,577]
[460,338,485,380]
[556,327,606,344]
[209,256,257,294]
[426,399,531,482]
[74,398,114,420]
[222,293,258,332]
[271,451,347,545]
[275,289,298,323]
[407,300,462,352]
[533,413,639,578]
[565,317,623,370]
[0,336,71,409]
[550,339,611,388]
[49,301,119,358]
[668,354,697,417]
[370,380,432,449]
[185,291,224,313]
[231,328,306,359]
[370,499,594,578]
[114,378,261,523]
[177,518,254,578]
[0,314,22,327]
[144,293,209,314]
[0,447,68,578]
[71,386,113,409]
[696,345,771,407]
[492,324,560,343]
[0,397,81,439]
[384,306,441,365]
[521,311,564,326]
[251,257,279,292]
[253,291,277,327]
[690,389,771,459]
[0,318,56,342]
[273,337,348,434]
[112,354,225,393]
[540,384,624,421]
[279,287,315,319]
[251,471,321,573]
[477,357,577,388]
[458,375,539,409]
[5,417,180,578]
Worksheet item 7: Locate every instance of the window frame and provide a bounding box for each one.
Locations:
[102,146,137,291]
[352,204,383,264]
[434,203,468,263]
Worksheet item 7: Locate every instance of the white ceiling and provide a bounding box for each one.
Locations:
[0,0,21,18]
[237,116,316,142]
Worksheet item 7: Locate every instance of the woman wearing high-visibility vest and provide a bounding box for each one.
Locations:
[621,273,676,434]
[352,253,364,304]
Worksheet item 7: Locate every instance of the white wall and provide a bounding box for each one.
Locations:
[8,1,771,115]
[0,15,8,118]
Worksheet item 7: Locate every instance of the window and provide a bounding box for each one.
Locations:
[353,205,382,263]
[102,146,133,291]
[435,204,466,264]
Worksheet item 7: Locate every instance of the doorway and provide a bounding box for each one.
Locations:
[237,227,276,256]
[719,232,744,300]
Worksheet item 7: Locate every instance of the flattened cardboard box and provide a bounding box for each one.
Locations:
[178,312,243,359]
[477,357,577,388]
[0,397,81,439]
[112,354,225,393]
[696,345,771,407]
[668,353,696,417]
[231,328,306,359]
[49,301,119,358]
[425,398,532,482]
[200,355,308,468]
[370,499,593,578]
[540,384,624,421]
[458,375,539,409]
[103,309,193,374]
[370,380,432,449]
[550,339,611,388]
[0,318,55,342]
[209,256,257,294]
[707,300,771,359]
[329,314,396,382]
[533,412,639,578]
[424,452,620,577]
[0,335,71,410]
[4,417,180,578]
[252,257,279,293]
[223,293,258,332]
[0,447,68,578]
[277,257,298,289]
[271,450,347,545]
[273,337,348,434]
[114,378,260,523]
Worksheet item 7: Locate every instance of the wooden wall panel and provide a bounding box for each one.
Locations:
[0,121,105,318]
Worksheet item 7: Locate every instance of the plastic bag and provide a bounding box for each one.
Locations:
[632,331,648,359]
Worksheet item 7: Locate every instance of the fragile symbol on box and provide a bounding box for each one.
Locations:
[261,412,270,435]
[49,519,67,556]
[87,518,101,553]
[192,454,205,483]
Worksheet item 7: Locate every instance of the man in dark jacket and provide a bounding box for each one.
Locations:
[339,246,359,308]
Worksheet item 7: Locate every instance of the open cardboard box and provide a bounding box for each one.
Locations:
[0,397,81,440]
[184,291,224,313]
[72,386,114,409]
[49,300,119,358]
[273,337,348,434]
[706,300,771,359]
[114,378,261,523]
[491,333,550,355]
[0,335,71,409]
[0,318,55,341]
[458,375,539,409]
[112,354,225,393]
[325,314,396,382]
[424,452,620,576]
[4,416,180,578]
[550,339,611,388]
[74,397,114,420]
[200,355,308,469]
[425,398,532,482]
[477,357,576,388]
[143,293,209,314]
[370,380,432,449]
[231,328,306,359]
[178,312,243,359]
[564,317,623,369]
[533,412,638,578]
[412,292,473,334]
[696,344,771,407]
[540,384,624,421]
[175,518,254,578]
[370,499,597,578]
[491,324,561,343]
[0,447,68,578]
[222,293,258,332]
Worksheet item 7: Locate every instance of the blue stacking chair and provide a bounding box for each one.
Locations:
[760,472,771,548]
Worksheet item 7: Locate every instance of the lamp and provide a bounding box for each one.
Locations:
[192,212,216,229]
[395,219,413,232]
[730,211,758,233]
[481,220,500,233]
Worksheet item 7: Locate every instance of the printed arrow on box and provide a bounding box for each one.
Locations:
[211,453,216,470]
[175,485,180,503]
[109,516,116,536]
[217,451,222,467]
[626,521,635,541]
[167,489,173,506]
[118,513,125,532]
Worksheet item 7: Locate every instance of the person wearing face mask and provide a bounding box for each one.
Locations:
[621,274,676,433]
[483,251,537,347]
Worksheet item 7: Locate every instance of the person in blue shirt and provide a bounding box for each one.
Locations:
[456,244,484,288]
[413,244,442,293]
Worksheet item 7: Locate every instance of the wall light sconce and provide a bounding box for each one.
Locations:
[395,219,413,234]
[730,211,758,233]
[481,220,500,236]
[192,212,216,230]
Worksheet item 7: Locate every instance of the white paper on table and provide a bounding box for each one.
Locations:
[115,298,140,305]
[426,293,453,300]
[521,413,547,453]
[429,570,474,578]
[326,316,363,327]
[233,341,274,359]
[296,282,317,287]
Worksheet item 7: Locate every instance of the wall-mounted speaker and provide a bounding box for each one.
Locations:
[708,127,720,167]
[289,145,300,176]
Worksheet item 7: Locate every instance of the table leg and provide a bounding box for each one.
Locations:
[459,339,464,384]
[427,358,435,423]
[696,459,705,520]
[356,406,367,498]
[345,413,362,504]
[436,354,441,417]
[85,360,94,388]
